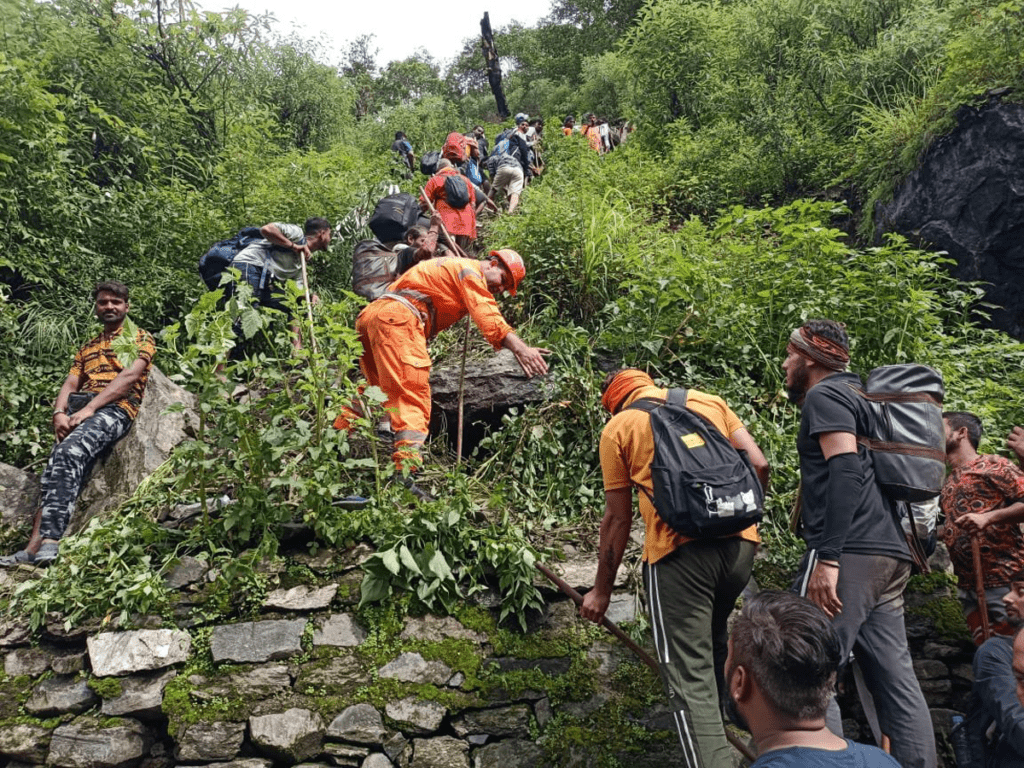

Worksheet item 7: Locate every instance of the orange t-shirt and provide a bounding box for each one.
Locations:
[599,385,760,564]
[421,167,477,238]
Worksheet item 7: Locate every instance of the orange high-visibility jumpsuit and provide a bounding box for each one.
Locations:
[336,256,513,472]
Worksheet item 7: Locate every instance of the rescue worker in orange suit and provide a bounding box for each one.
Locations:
[421,159,477,252]
[334,249,549,498]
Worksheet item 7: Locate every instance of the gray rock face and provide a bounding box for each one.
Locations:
[0,722,51,763]
[324,742,371,766]
[313,613,368,647]
[327,703,388,744]
[471,738,545,768]
[73,366,199,533]
[410,736,469,768]
[399,616,486,645]
[88,629,191,676]
[100,669,177,719]
[209,619,306,663]
[385,698,447,735]
[249,708,326,763]
[0,461,38,533]
[263,583,338,611]
[363,753,395,768]
[429,349,552,427]
[451,705,532,739]
[51,650,86,675]
[177,761,271,768]
[190,664,292,699]
[0,617,32,648]
[47,718,151,768]
[874,102,1024,339]
[295,653,366,694]
[174,721,246,762]
[5,647,50,677]
[25,676,99,716]
[164,556,209,590]
[378,652,453,685]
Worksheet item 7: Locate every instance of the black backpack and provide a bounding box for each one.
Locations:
[369,193,420,243]
[626,389,764,538]
[198,226,263,291]
[443,175,471,209]
[420,150,441,177]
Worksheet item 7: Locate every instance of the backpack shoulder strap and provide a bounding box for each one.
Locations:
[623,397,664,414]
[666,387,689,408]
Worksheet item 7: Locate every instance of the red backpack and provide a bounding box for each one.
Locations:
[442,132,467,162]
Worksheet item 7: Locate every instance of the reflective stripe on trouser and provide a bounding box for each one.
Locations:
[355,300,431,473]
[643,538,755,768]
[38,405,133,540]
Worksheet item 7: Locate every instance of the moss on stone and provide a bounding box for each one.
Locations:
[87,676,123,699]
[908,595,971,642]
[907,571,957,594]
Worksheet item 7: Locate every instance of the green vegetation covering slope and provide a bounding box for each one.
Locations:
[1,0,1023,628]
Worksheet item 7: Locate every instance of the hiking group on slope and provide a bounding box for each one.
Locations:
[5,114,1024,768]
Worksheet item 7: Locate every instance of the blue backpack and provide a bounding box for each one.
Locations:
[198,227,262,291]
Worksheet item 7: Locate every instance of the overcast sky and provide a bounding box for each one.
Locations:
[198,0,555,69]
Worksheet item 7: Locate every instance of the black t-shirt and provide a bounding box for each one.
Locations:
[798,371,909,561]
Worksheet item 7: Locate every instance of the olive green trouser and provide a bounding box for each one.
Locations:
[643,538,755,768]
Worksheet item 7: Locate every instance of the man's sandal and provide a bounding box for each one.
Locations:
[0,549,34,567]
[32,541,59,567]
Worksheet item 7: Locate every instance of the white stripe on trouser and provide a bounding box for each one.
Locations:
[647,561,702,768]
[797,548,818,598]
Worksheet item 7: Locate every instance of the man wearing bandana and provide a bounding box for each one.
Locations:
[581,369,770,768]
[782,319,936,768]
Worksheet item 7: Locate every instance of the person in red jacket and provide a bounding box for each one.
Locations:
[335,250,548,498]
[421,159,476,251]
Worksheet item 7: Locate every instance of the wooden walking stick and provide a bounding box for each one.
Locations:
[419,188,473,463]
[535,561,758,764]
[972,535,991,642]
[298,251,318,355]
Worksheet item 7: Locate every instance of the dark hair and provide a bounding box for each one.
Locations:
[944,411,983,450]
[801,318,849,353]
[405,225,428,242]
[93,280,129,301]
[601,369,626,396]
[304,217,331,236]
[730,591,841,721]
[395,131,405,140]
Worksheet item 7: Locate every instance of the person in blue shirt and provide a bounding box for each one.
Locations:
[725,591,902,767]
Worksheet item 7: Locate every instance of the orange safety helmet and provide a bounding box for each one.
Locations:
[490,249,525,296]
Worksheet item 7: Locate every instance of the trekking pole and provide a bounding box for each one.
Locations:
[534,561,757,765]
[298,251,318,355]
[972,535,991,642]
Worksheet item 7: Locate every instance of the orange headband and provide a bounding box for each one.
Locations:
[601,369,655,414]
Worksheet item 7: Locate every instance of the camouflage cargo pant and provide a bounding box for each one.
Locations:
[38,405,132,540]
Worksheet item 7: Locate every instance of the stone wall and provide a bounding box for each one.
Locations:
[0,545,973,768]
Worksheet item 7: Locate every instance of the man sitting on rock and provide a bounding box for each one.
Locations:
[0,281,155,567]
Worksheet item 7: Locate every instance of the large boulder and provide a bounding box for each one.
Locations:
[71,366,198,531]
[429,349,552,435]
[0,462,38,532]
[874,101,1024,339]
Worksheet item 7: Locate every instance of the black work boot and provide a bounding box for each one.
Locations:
[392,473,435,502]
